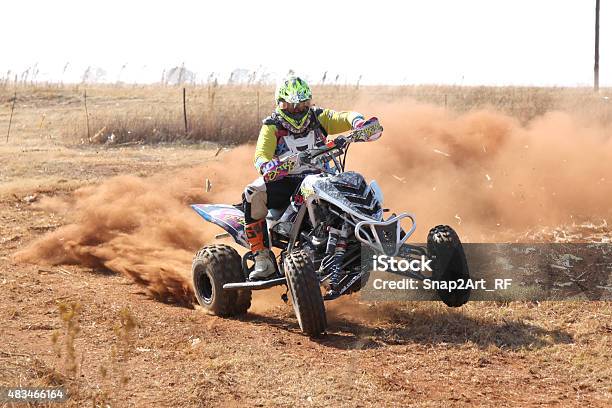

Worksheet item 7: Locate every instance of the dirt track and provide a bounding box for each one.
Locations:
[1,142,611,407]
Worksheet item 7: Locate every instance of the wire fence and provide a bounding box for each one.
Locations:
[1,83,611,146]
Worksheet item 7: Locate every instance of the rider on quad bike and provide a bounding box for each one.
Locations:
[242,76,381,295]
[192,79,469,335]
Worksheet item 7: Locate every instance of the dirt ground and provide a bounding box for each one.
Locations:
[0,140,610,408]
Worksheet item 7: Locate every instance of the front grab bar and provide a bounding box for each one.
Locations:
[354,213,416,257]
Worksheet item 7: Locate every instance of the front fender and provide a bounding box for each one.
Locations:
[287,200,311,252]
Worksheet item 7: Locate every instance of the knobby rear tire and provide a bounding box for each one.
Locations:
[192,244,251,316]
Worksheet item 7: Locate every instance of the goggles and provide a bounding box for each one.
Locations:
[278,99,311,113]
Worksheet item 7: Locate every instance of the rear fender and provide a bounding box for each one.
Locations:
[191,204,249,249]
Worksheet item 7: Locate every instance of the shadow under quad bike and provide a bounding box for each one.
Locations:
[190,120,470,337]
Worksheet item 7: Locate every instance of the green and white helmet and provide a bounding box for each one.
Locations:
[275,76,313,132]
[275,76,312,104]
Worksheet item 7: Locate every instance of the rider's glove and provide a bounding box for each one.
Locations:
[353,117,383,142]
[360,117,381,129]
[261,157,294,182]
[260,158,281,175]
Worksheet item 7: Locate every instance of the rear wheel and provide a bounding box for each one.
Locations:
[192,244,251,316]
[427,225,470,307]
[283,249,327,337]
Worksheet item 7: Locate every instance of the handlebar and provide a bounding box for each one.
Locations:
[262,119,383,182]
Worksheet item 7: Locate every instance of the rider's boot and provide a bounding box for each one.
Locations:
[245,219,276,280]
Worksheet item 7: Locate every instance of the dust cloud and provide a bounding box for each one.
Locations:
[14,100,612,306]
[351,99,612,242]
[14,145,255,304]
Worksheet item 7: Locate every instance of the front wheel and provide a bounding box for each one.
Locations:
[192,244,251,316]
[427,225,471,307]
[283,250,327,337]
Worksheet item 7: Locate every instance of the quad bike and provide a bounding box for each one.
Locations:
[191,120,470,337]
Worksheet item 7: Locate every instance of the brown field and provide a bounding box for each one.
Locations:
[2,83,611,145]
[1,84,611,407]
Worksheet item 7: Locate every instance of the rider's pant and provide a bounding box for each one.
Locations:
[242,176,304,224]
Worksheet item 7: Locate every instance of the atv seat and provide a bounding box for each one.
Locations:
[234,202,285,221]
[266,208,285,221]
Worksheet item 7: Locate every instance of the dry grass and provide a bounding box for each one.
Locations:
[53,301,82,378]
[2,83,611,147]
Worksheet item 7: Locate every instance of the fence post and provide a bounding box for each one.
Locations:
[594,0,600,92]
[39,113,46,139]
[84,90,91,140]
[256,89,260,121]
[6,91,16,143]
[183,87,188,135]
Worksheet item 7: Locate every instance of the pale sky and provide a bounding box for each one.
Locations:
[2,0,610,86]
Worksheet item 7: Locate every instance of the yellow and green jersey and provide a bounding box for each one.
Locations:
[254,107,363,173]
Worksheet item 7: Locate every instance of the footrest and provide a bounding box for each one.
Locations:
[223,277,286,291]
